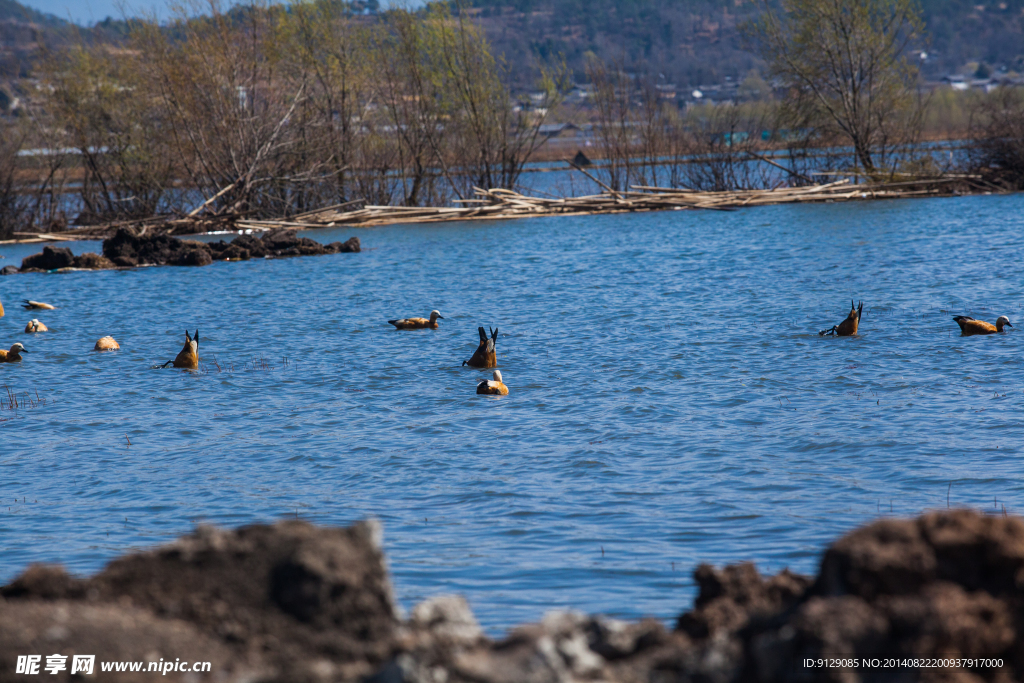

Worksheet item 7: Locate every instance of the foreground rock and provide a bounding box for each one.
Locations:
[9,228,359,273]
[1,510,1021,682]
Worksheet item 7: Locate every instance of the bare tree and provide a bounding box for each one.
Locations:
[41,44,175,223]
[968,87,1024,190]
[750,0,924,175]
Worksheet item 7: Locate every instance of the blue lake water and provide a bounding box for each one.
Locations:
[1,193,1023,632]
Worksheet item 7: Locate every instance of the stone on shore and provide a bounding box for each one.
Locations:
[13,227,360,274]
[3,510,1019,682]
[20,245,74,271]
[72,252,116,270]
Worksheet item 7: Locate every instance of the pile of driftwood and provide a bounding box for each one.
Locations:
[235,176,975,230]
[0,176,985,244]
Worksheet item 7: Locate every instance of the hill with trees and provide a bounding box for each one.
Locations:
[467,0,1024,87]
[0,0,1021,87]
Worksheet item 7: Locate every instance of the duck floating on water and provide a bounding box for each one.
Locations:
[476,369,509,395]
[388,310,443,330]
[463,326,498,368]
[22,300,55,310]
[820,301,863,337]
[952,315,1012,336]
[161,329,199,369]
[0,342,28,362]
[25,319,48,333]
[94,336,120,351]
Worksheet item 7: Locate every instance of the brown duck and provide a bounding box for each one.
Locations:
[388,310,443,330]
[476,370,509,395]
[161,329,199,369]
[952,315,1012,336]
[820,301,863,337]
[463,326,498,368]
[0,342,28,362]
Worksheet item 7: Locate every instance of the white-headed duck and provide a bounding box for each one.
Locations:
[389,310,443,330]
[463,326,498,368]
[25,319,47,333]
[476,369,509,395]
[161,329,199,369]
[22,300,55,310]
[0,342,28,362]
[94,336,120,351]
[952,315,1012,336]
[820,300,863,337]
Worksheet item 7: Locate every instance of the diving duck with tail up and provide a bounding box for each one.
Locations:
[820,301,863,337]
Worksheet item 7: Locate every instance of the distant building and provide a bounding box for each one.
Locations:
[537,122,582,139]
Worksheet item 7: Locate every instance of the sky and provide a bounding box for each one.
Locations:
[18,0,406,23]
[21,0,171,23]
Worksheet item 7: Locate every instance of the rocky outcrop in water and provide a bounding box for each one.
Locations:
[20,245,75,271]
[1,510,1020,682]
[8,229,359,274]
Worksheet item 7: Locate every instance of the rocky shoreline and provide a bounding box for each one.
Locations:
[1,228,360,275]
[0,509,1020,682]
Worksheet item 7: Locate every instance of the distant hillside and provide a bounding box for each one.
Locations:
[468,0,1024,87]
[0,0,1021,92]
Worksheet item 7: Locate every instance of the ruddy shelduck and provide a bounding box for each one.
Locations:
[388,310,443,330]
[0,342,28,362]
[0,297,4,317]
[22,300,55,310]
[25,319,47,333]
[476,369,509,395]
[820,300,863,337]
[94,336,120,351]
[952,315,1012,336]
[463,326,498,368]
[161,329,199,369]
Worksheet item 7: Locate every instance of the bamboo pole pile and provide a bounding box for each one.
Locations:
[245,176,969,230]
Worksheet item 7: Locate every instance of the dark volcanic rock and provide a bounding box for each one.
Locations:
[676,563,811,639]
[0,265,18,275]
[2,520,398,682]
[220,244,251,261]
[0,601,241,683]
[208,241,251,261]
[260,229,332,257]
[231,234,269,258]
[72,252,116,270]
[172,245,214,267]
[21,245,74,270]
[1,511,1022,683]
[328,236,361,253]
[734,510,1024,682]
[102,228,210,267]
